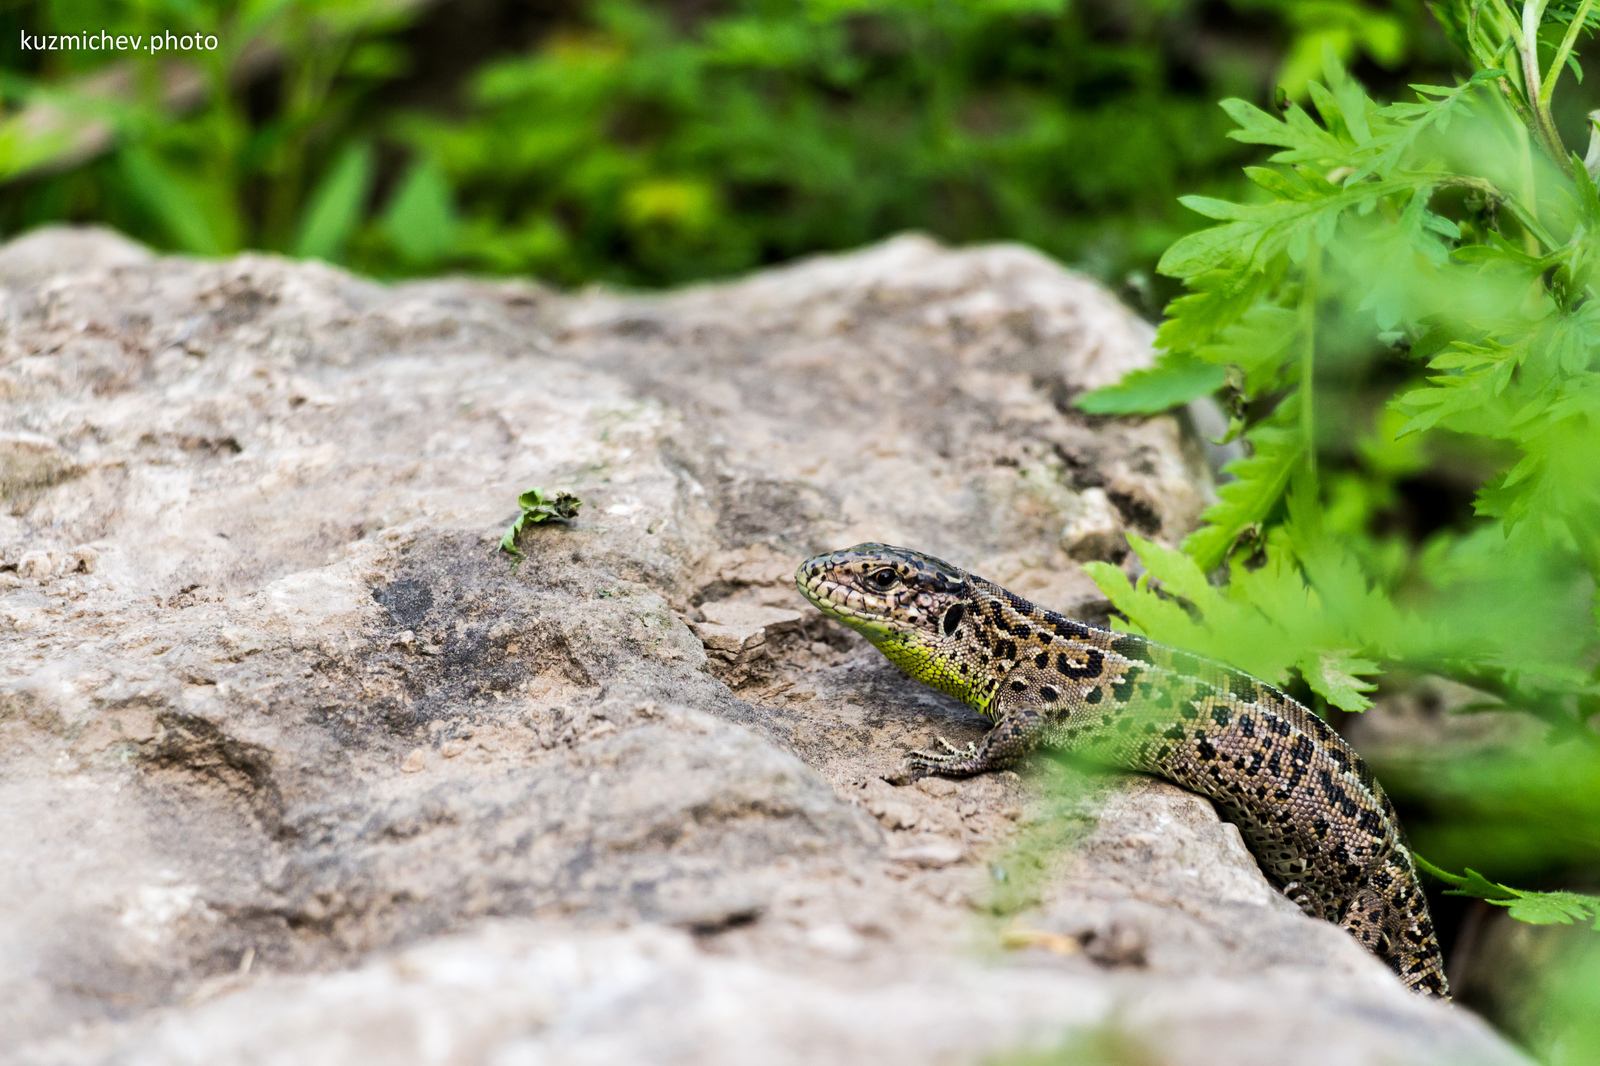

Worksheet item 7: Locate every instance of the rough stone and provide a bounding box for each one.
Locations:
[0,227,1523,1065]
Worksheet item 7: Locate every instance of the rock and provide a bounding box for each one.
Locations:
[1059,486,1125,561]
[692,600,803,656]
[0,228,1523,1065]
[0,431,82,499]
[17,549,55,579]
[888,836,967,868]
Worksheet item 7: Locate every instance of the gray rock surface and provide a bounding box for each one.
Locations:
[0,227,1522,1065]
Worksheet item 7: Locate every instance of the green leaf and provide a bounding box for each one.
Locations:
[1218,98,1350,166]
[499,487,583,559]
[1413,855,1519,898]
[293,141,374,263]
[1184,398,1307,572]
[1159,178,1424,279]
[1194,304,1301,398]
[117,146,237,256]
[1085,535,1299,684]
[1296,649,1378,711]
[1153,269,1268,354]
[1416,857,1600,931]
[382,157,461,263]
[1505,892,1600,928]
[1075,354,1227,414]
[1346,76,1486,184]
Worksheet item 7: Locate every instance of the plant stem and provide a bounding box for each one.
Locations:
[1300,247,1319,480]
[1477,2,1540,131]
[1541,0,1596,114]
[1428,174,1558,250]
[1518,0,1569,159]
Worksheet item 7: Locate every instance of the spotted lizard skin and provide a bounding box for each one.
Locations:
[796,543,1448,998]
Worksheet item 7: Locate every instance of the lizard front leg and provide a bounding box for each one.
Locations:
[906,662,1073,777]
[907,707,1046,777]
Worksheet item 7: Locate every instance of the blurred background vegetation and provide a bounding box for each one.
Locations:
[2,0,1460,294]
[4,1,1600,1063]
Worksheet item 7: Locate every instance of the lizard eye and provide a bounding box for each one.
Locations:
[868,568,900,591]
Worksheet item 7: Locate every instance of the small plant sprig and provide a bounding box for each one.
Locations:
[1416,855,1600,929]
[498,487,582,561]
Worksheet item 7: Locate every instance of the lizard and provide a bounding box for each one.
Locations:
[795,542,1448,998]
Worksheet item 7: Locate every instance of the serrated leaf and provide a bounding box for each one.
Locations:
[1447,866,1521,900]
[1503,892,1600,926]
[1297,649,1378,711]
[1346,76,1487,184]
[1075,354,1227,414]
[1184,399,1308,571]
[1219,98,1351,166]
[1418,858,1600,930]
[1159,178,1427,279]
[1195,304,1300,397]
[1153,269,1266,354]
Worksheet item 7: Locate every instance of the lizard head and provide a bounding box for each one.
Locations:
[795,543,974,668]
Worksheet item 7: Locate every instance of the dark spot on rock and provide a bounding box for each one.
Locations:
[373,579,434,629]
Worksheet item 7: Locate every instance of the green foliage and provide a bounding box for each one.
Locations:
[499,487,583,560]
[984,758,1107,917]
[1085,525,1384,711]
[1079,19,1600,740]
[379,0,1444,286]
[1417,855,1600,929]
[380,156,459,263]
[1074,18,1600,1049]
[0,0,420,258]
[1,0,1447,285]
[294,141,374,261]
[1070,46,1600,1066]
[1072,354,1226,416]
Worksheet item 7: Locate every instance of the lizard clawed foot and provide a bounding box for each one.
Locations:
[905,736,981,777]
[1281,881,1319,918]
[910,735,977,759]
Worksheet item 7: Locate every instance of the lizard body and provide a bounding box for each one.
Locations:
[796,543,1448,998]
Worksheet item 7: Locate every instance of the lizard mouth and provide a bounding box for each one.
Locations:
[795,557,890,629]
[796,567,867,621]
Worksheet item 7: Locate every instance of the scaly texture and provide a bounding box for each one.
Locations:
[796,543,1448,998]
